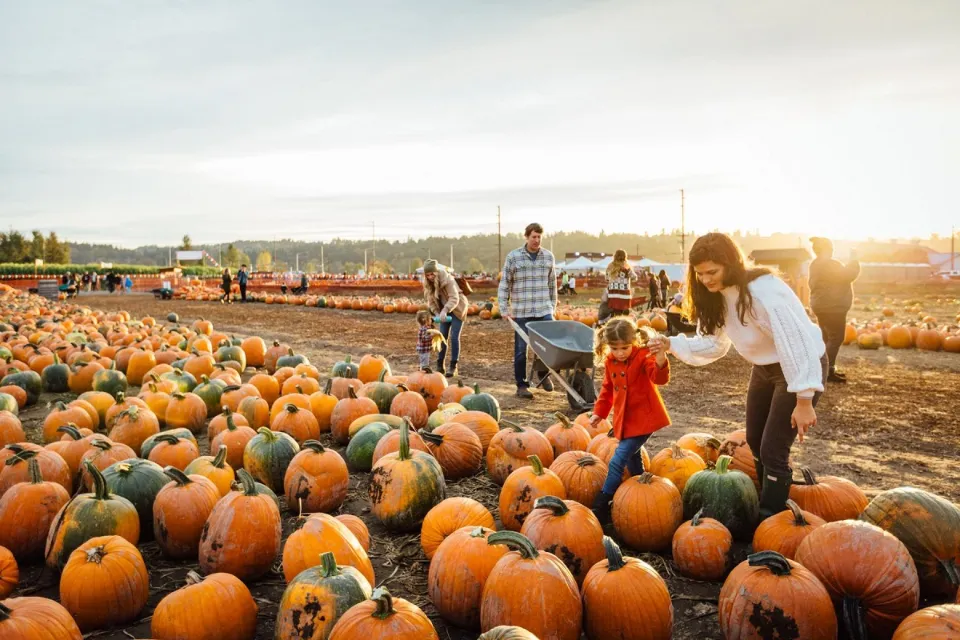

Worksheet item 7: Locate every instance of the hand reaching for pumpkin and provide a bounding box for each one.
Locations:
[791,398,817,443]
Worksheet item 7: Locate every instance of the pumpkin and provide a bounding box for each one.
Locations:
[283,439,349,514]
[358,371,400,414]
[277,551,373,639]
[753,499,825,560]
[335,514,371,552]
[459,383,501,420]
[45,460,140,570]
[42,401,93,444]
[439,377,474,405]
[137,383,171,426]
[345,421,394,472]
[478,627,540,640]
[916,327,943,351]
[192,376,226,417]
[59,535,149,631]
[331,387,379,444]
[369,422,446,531]
[0,545,16,599]
[152,466,221,559]
[309,381,338,431]
[406,367,448,412]
[270,402,320,445]
[45,424,95,480]
[101,458,168,538]
[612,472,683,552]
[544,412,591,457]
[329,587,439,639]
[428,525,508,629]
[485,421,554,485]
[41,354,71,392]
[281,373,321,396]
[887,326,913,349]
[199,469,282,581]
[210,419,259,476]
[0,597,82,639]
[0,458,71,560]
[0,412,23,447]
[520,496,604,586]
[500,455,567,531]
[282,512,375,584]
[682,455,759,541]
[672,508,732,581]
[789,467,868,522]
[549,450,608,506]
[147,432,200,471]
[107,405,160,456]
[358,353,391,383]
[892,605,960,639]
[719,551,838,640]
[151,571,258,640]
[718,430,760,489]
[69,361,104,394]
[582,536,674,640]
[103,393,149,430]
[390,384,430,429]
[0,370,42,405]
[237,395,270,429]
[676,433,722,465]
[330,376,363,400]
[249,371,281,405]
[159,368,198,393]
[0,391,22,414]
[860,487,960,598]
[165,391,207,434]
[421,497,495,560]
[140,428,197,460]
[331,354,359,378]
[347,413,405,439]
[480,531,582,640]
[795,519,920,639]
[449,410,500,453]
[1,448,72,496]
[243,426,300,492]
[184,445,235,496]
[91,365,128,397]
[420,422,483,479]
[574,411,609,439]
[215,342,247,370]
[371,425,430,466]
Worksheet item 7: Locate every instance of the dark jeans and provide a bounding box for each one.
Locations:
[513,314,553,388]
[813,310,847,373]
[745,355,828,478]
[601,434,650,495]
[239,284,247,302]
[437,315,463,367]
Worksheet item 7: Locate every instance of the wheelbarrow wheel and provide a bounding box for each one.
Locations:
[566,370,596,412]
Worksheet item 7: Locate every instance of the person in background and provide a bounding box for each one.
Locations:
[568,274,577,295]
[237,264,248,302]
[220,268,232,304]
[422,259,468,377]
[124,275,133,294]
[647,268,661,310]
[560,271,570,294]
[658,269,671,307]
[415,310,436,370]
[300,271,309,294]
[497,222,558,399]
[105,272,115,294]
[809,237,860,383]
[91,271,98,291]
[81,272,90,291]
[605,249,634,316]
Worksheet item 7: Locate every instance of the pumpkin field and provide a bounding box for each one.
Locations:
[1,283,959,640]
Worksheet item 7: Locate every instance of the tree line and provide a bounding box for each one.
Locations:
[0,230,70,264]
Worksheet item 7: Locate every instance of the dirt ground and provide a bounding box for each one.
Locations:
[14,291,960,639]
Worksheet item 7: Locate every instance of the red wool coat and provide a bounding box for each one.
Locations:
[593,347,671,439]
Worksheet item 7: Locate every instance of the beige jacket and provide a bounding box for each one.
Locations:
[424,270,468,320]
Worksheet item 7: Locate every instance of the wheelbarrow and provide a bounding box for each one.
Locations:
[507,318,597,412]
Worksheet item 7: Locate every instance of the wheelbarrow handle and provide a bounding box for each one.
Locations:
[505,317,589,408]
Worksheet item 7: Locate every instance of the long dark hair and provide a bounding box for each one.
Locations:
[683,233,771,335]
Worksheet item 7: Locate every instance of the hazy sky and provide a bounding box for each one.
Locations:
[2,1,959,246]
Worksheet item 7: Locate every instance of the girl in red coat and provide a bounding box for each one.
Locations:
[589,317,671,524]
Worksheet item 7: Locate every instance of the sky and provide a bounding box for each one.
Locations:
[2,0,959,247]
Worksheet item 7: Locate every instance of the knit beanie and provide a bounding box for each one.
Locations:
[423,259,439,273]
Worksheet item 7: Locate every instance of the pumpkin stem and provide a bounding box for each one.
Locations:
[347,386,358,399]
[747,550,792,576]
[472,383,481,394]
[0,602,11,620]
[90,438,113,451]
[606,428,614,438]
[468,526,488,539]
[6,448,37,466]
[601,535,627,571]
[419,430,444,447]
[370,587,396,619]
[671,443,687,458]
[303,439,326,454]
[235,469,259,496]
[84,544,106,565]
[553,412,572,428]
[57,424,84,441]
[636,472,656,485]
[576,455,598,468]
[54,400,68,411]
[84,460,111,500]
[113,391,125,405]
[800,467,818,485]
[295,385,304,395]
[941,559,960,587]
[211,445,228,468]
[690,508,704,527]
[842,596,869,640]
[256,426,276,441]
[183,570,204,586]
[27,457,44,484]
[163,465,192,485]
[714,455,733,474]
[784,499,808,525]
[153,433,181,445]
[528,455,545,475]
[499,420,523,433]
[532,495,569,516]
[284,403,299,414]
[318,551,341,578]
[225,412,238,431]
[323,378,332,395]
[397,420,412,461]
[486,530,539,559]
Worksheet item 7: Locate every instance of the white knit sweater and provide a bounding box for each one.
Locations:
[669,275,826,397]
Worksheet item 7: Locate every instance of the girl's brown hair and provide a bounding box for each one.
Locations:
[594,316,653,363]
[682,232,772,336]
[606,248,631,279]
[416,310,431,326]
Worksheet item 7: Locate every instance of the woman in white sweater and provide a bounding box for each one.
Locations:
[649,233,827,519]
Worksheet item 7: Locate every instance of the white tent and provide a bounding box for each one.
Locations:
[634,258,659,268]
[592,256,613,269]
[561,256,599,273]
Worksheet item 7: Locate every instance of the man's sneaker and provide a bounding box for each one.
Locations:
[516,387,533,399]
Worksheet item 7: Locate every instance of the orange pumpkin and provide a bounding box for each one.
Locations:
[0,545,17,599]
[358,354,391,383]
[0,458,71,560]
[270,403,321,445]
[282,512,375,584]
[420,497,495,560]
[330,388,379,445]
[406,368,448,412]
[153,467,221,559]
[649,443,706,492]
[183,446,235,497]
[485,421,554,484]
[672,508,732,581]
[390,384,430,429]
[544,412,591,457]
[1,448,72,496]
[612,472,683,552]
[753,499,825,560]
[499,455,567,532]
[428,526,508,629]
[675,432,722,464]
[420,422,483,479]
[549,450,608,507]
[335,514,371,552]
[520,496,604,586]
[147,433,199,471]
[448,410,500,453]
[371,427,429,466]
[0,597,82,639]
[329,587,439,639]
[788,467,868,522]
[249,372,280,405]
[283,440,349,514]
[108,405,160,456]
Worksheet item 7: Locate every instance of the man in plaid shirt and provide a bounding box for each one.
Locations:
[498,222,558,398]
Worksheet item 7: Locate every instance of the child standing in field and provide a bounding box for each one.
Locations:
[589,316,671,524]
[415,310,437,370]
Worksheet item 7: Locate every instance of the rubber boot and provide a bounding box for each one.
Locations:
[759,472,793,521]
[591,491,614,526]
[446,362,458,378]
[436,359,445,375]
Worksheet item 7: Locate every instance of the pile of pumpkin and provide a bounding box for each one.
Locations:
[0,289,958,639]
[845,316,960,352]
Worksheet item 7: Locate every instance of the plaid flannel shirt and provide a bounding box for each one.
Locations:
[416,325,433,354]
[497,246,558,318]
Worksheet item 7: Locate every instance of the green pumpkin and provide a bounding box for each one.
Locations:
[215,343,247,370]
[193,376,226,418]
[276,551,373,636]
[0,370,42,405]
[160,368,198,393]
[316,297,327,308]
[331,355,358,379]
[40,354,71,393]
[243,427,300,492]
[345,422,393,471]
[45,460,140,570]
[426,403,466,431]
[0,347,11,361]
[166,312,179,323]
[682,455,759,541]
[368,423,445,531]
[459,384,501,421]
[0,392,19,416]
[361,371,400,413]
[101,458,168,539]
[170,357,189,371]
[140,428,198,460]
[276,348,308,370]
[91,364,129,397]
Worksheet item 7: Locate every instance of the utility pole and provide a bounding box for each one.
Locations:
[497,205,502,271]
[372,221,376,273]
[952,226,955,271]
[680,189,686,263]
[320,245,325,274]
[168,246,172,267]
[364,249,368,275]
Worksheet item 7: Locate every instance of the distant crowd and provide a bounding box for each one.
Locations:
[58,271,134,296]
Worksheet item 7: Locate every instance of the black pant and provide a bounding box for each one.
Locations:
[240,284,247,302]
[745,355,828,478]
[813,310,847,374]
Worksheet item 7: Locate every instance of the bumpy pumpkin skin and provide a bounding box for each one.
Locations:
[369,425,446,532]
[282,513,376,584]
[428,526,508,629]
[276,552,373,640]
[0,597,83,639]
[151,571,258,640]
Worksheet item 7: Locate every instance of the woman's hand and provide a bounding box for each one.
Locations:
[589,414,602,428]
[791,398,817,443]
[648,336,671,356]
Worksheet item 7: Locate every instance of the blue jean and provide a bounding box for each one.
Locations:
[437,315,463,367]
[512,314,554,388]
[601,434,650,495]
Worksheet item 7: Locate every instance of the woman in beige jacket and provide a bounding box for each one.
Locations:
[422,259,468,377]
